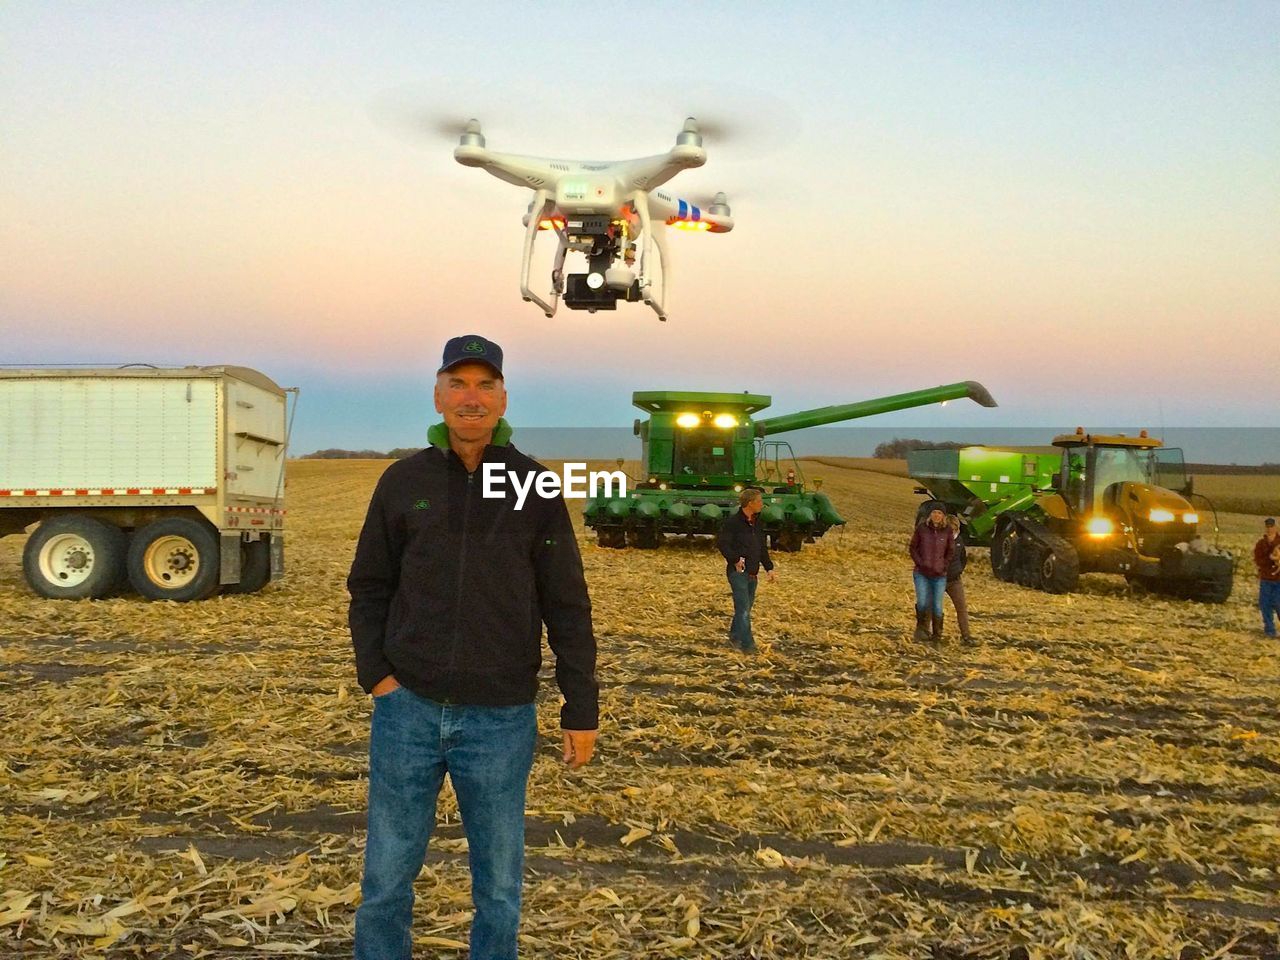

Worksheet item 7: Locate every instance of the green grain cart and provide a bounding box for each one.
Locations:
[908,431,1234,602]
[586,381,997,550]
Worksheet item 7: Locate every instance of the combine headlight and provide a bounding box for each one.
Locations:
[675,413,700,428]
[712,413,738,429]
[1182,512,1199,525]
[1086,517,1115,537]
[1148,508,1175,523]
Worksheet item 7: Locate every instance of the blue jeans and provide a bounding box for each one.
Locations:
[913,571,947,618]
[1261,580,1280,636]
[727,570,758,651]
[354,686,537,960]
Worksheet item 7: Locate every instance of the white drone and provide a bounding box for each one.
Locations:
[453,118,733,321]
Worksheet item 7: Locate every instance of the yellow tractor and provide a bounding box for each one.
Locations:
[910,429,1235,602]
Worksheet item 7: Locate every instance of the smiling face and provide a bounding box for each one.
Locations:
[434,362,507,445]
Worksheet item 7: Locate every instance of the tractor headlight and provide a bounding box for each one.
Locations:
[712,413,738,429]
[675,413,700,429]
[1086,517,1115,537]
[1182,512,1199,525]
[1148,508,1175,523]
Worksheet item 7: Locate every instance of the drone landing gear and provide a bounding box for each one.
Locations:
[521,189,562,318]
[633,192,668,322]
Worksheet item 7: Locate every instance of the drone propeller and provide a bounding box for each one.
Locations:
[367,86,498,145]
[682,116,737,142]
[428,116,484,142]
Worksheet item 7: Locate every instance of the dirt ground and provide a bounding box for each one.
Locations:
[1,458,1277,958]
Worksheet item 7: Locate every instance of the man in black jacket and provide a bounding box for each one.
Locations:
[348,334,598,960]
[717,487,776,653]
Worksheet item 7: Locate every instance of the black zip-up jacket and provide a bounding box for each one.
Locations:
[347,442,598,730]
[717,508,774,576]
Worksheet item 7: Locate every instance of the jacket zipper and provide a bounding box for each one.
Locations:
[444,460,475,694]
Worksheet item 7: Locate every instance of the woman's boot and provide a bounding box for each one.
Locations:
[913,607,930,643]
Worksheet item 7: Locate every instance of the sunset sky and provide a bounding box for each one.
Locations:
[2,2,1277,453]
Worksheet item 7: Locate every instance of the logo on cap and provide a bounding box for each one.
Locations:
[464,340,486,355]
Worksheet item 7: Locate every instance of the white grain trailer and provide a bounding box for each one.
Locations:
[0,366,293,601]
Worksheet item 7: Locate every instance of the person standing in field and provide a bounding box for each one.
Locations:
[945,513,974,645]
[1255,517,1280,638]
[717,487,776,653]
[347,334,599,960]
[910,504,954,643]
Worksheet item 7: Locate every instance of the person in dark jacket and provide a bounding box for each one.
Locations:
[1255,517,1280,638]
[717,487,776,653]
[347,334,598,960]
[945,514,973,645]
[909,505,954,643]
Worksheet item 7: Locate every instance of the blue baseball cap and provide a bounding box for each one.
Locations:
[438,335,503,378]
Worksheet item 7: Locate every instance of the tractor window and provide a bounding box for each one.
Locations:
[1090,447,1151,507]
[1153,448,1189,494]
[1063,450,1087,511]
[673,427,734,477]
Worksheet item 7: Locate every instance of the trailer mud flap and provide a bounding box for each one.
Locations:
[220,533,242,585]
[269,535,284,580]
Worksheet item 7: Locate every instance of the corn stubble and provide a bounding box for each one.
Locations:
[0,459,1276,958]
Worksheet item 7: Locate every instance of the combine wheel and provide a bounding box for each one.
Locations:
[22,516,127,600]
[776,530,804,553]
[223,537,271,594]
[990,519,1018,581]
[628,526,662,550]
[595,527,627,549]
[127,517,222,601]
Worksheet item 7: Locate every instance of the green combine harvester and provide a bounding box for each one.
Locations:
[908,430,1234,602]
[585,381,997,550]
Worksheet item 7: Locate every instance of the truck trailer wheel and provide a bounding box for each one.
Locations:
[223,537,270,594]
[128,518,221,601]
[22,516,127,600]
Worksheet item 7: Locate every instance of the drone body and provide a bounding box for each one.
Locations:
[453,119,733,321]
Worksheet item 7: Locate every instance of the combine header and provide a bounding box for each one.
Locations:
[586,382,997,550]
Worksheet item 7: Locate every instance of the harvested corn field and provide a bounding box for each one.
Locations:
[1,458,1278,959]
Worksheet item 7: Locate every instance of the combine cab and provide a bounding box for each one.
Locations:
[586,382,997,550]
[909,430,1234,602]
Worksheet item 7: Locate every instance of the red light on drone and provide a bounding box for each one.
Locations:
[537,217,566,231]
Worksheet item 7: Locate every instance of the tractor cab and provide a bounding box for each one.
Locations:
[1050,429,1198,552]
[908,431,1234,603]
